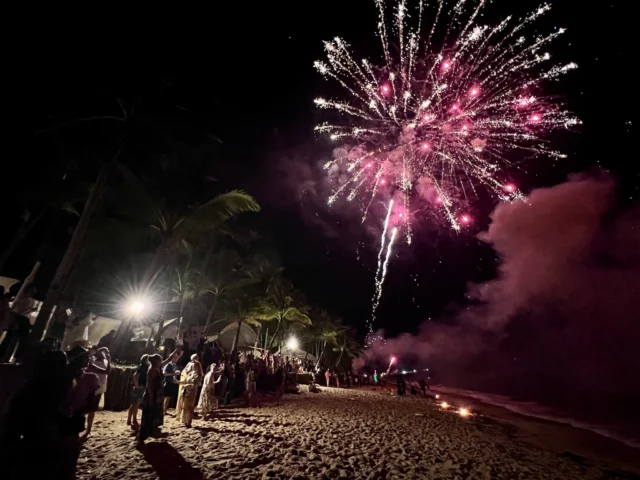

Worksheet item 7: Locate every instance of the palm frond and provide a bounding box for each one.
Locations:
[185,190,260,227]
[283,307,312,326]
[243,317,263,328]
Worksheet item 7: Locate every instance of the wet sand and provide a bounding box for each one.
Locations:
[77,386,640,479]
[430,388,640,475]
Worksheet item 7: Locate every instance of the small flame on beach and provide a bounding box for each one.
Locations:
[441,401,449,409]
[458,408,470,417]
[435,394,440,399]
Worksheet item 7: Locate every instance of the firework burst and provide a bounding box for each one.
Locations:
[315,0,579,236]
[314,0,578,341]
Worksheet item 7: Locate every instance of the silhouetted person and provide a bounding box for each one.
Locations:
[85,347,111,436]
[0,283,37,363]
[397,378,406,396]
[128,354,149,429]
[419,379,427,397]
[98,329,116,349]
[137,354,164,446]
[49,300,71,342]
[211,341,223,365]
[1,349,70,478]
[60,346,99,478]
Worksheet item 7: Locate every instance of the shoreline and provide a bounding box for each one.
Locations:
[429,388,640,475]
[360,381,639,475]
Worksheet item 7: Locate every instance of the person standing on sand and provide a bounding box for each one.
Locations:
[396,378,406,396]
[325,369,331,387]
[198,364,218,418]
[84,347,110,437]
[137,354,164,446]
[419,378,427,397]
[60,346,100,477]
[373,370,378,384]
[176,353,200,417]
[222,352,237,406]
[179,354,203,427]
[128,354,149,429]
[245,358,258,407]
[163,353,180,415]
[216,357,228,406]
[274,364,285,404]
[1,350,70,479]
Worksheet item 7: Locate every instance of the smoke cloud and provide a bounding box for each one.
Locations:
[358,174,640,418]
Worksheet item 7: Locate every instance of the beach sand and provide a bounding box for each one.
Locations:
[77,387,640,479]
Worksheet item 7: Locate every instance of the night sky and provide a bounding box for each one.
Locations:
[9,0,638,339]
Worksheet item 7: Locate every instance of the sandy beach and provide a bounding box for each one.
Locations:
[77,387,640,479]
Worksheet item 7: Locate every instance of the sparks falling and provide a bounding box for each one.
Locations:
[315,0,579,233]
[370,226,398,329]
[367,200,396,341]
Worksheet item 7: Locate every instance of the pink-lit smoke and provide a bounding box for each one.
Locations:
[357,174,640,416]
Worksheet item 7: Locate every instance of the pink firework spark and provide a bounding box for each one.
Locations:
[315,0,579,232]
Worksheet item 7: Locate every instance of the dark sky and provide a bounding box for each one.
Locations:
[10,1,637,338]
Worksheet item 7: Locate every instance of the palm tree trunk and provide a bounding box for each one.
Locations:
[335,349,344,368]
[142,237,171,290]
[152,287,171,348]
[315,340,327,371]
[145,326,154,350]
[201,295,218,339]
[253,326,261,355]
[31,146,122,344]
[232,318,243,351]
[185,246,214,328]
[0,209,46,272]
[268,319,282,349]
[174,291,187,343]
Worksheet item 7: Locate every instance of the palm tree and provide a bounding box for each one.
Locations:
[151,251,202,349]
[333,330,363,368]
[227,294,263,351]
[197,250,259,339]
[252,276,311,350]
[142,190,260,288]
[0,179,87,272]
[303,309,341,369]
[31,141,125,343]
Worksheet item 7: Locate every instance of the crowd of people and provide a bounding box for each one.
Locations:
[0,342,115,479]
[127,345,308,445]
[0,326,383,479]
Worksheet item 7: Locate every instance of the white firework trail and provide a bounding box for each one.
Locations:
[370,227,399,326]
[367,200,395,338]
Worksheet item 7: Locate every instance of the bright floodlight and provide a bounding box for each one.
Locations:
[128,299,147,316]
[286,336,299,351]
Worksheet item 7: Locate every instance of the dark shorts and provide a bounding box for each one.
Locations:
[131,386,145,402]
[163,383,178,397]
[89,394,102,412]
